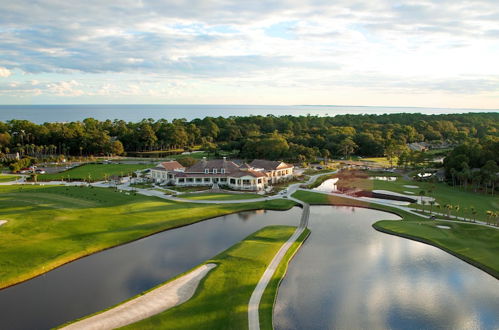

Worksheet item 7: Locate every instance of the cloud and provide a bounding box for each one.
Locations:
[0,0,498,105]
[0,67,11,77]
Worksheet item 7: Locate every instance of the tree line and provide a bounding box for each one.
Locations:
[0,112,497,166]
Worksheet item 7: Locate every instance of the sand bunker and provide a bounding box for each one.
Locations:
[436,225,451,230]
[403,191,415,194]
[403,185,419,188]
[63,263,216,330]
[373,190,435,204]
[0,220,7,227]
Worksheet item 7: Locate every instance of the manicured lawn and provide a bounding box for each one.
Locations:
[180,193,262,201]
[121,226,305,330]
[293,189,499,279]
[373,220,499,279]
[38,163,152,181]
[0,174,20,182]
[0,185,295,289]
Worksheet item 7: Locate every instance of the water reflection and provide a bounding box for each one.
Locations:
[274,206,499,330]
[0,208,301,330]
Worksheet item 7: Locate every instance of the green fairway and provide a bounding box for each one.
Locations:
[373,220,499,279]
[293,189,499,279]
[0,185,295,289]
[120,226,307,330]
[180,192,262,201]
[38,163,152,181]
[0,174,20,182]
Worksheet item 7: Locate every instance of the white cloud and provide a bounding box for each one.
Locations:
[0,67,12,78]
[0,1,498,106]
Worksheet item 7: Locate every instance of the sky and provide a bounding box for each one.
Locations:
[0,0,498,108]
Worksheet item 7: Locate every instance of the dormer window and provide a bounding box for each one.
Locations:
[204,168,209,174]
[213,168,217,174]
[221,168,225,174]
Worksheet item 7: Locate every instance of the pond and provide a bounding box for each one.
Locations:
[274,206,499,329]
[0,208,302,330]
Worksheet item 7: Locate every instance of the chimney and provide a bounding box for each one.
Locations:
[223,156,226,161]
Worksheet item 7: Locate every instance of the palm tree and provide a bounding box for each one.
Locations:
[470,206,477,223]
[422,200,427,214]
[486,211,493,225]
[444,204,452,219]
[429,200,435,215]
[454,205,460,220]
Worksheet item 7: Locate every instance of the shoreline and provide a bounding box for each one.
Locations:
[62,264,217,329]
[0,199,296,291]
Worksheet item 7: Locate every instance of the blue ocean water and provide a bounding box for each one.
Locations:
[0,104,497,123]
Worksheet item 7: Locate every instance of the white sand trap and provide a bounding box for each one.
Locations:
[0,220,7,227]
[436,225,451,229]
[403,191,415,194]
[360,197,411,206]
[403,185,419,188]
[63,263,216,330]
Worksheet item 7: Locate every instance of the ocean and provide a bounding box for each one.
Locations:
[0,104,497,123]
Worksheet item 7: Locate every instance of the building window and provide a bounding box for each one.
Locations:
[204,169,209,174]
[179,178,185,183]
[213,168,217,174]
[230,178,236,184]
[221,168,225,174]
[220,178,227,182]
[187,178,194,182]
[196,178,202,183]
[204,178,211,182]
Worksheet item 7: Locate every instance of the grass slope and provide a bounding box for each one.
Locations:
[0,174,20,182]
[0,185,295,289]
[38,163,152,181]
[259,229,310,330]
[121,226,299,330]
[293,189,499,279]
[180,193,262,201]
[373,220,499,279]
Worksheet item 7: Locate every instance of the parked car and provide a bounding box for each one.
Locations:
[35,169,46,174]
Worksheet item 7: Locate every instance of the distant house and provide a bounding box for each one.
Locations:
[150,161,185,183]
[407,142,429,152]
[150,157,293,191]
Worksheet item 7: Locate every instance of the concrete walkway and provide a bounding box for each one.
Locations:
[62,264,216,330]
[247,195,310,330]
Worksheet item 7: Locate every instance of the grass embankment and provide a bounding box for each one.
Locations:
[259,229,310,330]
[373,220,499,279]
[293,189,499,279]
[0,185,295,289]
[38,163,151,182]
[120,226,306,330]
[0,174,20,182]
[180,193,262,201]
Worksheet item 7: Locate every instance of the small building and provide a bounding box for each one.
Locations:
[150,157,294,191]
[150,161,185,183]
[407,142,429,152]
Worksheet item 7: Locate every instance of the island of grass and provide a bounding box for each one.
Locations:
[0,185,296,289]
[179,192,262,201]
[0,174,20,182]
[38,163,152,182]
[292,189,499,279]
[112,226,309,330]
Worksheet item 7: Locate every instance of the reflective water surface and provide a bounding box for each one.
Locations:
[0,208,301,330]
[274,206,499,330]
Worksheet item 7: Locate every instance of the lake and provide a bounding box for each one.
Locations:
[0,104,497,123]
[1,205,498,329]
[274,206,499,329]
[0,208,302,330]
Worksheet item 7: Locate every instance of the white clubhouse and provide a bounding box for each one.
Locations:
[150,157,293,191]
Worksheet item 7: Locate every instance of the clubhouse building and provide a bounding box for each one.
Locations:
[150,157,294,191]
